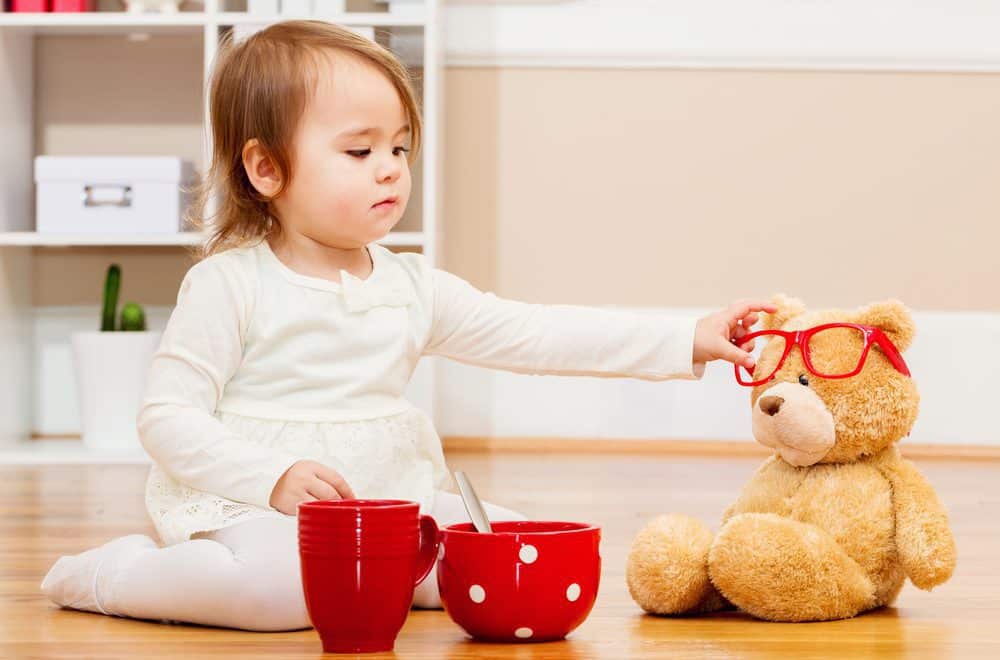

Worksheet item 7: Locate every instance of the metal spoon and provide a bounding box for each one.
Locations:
[454,470,493,533]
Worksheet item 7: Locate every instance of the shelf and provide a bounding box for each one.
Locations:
[216,12,425,28]
[0,230,426,247]
[0,11,425,36]
[0,231,206,246]
[0,12,207,36]
[0,439,150,465]
[0,2,442,447]
[378,231,425,246]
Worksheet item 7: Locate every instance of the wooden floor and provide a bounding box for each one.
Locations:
[2,450,999,659]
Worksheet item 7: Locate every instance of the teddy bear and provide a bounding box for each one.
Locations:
[626,295,956,622]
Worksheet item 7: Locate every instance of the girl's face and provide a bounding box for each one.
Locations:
[271,53,412,249]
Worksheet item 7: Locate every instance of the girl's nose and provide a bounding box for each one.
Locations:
[375,155,402,184]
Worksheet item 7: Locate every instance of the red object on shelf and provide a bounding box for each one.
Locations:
[51,0,95,11]
[11,0,50,12]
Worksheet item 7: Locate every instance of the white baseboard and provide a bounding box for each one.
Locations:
[33,306,1000,447]
[444,0,1000,72]
[434,308,1000,446]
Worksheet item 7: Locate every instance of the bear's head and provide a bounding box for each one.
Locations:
[747,295,919,466]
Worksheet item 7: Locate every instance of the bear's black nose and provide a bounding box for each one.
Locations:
[759,395,784,416]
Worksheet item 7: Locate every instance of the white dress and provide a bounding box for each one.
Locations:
[138,240,702,546]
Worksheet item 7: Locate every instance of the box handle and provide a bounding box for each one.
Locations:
[82,184,133,208]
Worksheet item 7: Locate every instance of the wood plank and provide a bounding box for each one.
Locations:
[442,436,1000,460]
[2,452,997,658]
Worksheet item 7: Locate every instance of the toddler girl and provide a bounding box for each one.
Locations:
[41,20,774,631]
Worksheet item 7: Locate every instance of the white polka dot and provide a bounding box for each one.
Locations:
[437,544,445,561]
[566,583,581,602]
[515,627,533,639]
[468,584,486,603]
[518,544,538,564]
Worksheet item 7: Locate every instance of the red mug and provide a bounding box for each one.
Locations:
[298,499,439,653]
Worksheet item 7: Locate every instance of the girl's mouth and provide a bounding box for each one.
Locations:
[372,197,398,210]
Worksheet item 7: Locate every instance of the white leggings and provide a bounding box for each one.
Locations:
[105,492,524,631]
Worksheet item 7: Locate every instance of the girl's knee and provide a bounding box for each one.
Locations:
[230,571,311,631]
[411,564,442,610]
[483,501,528,522]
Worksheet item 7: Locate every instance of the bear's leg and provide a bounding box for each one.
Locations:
[708,513,876,622]
[626,514,731,615]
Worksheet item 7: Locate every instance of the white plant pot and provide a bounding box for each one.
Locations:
[71,331,162,452]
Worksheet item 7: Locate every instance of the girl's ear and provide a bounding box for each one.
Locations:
[857,299,916,352]
[242,138,282,198]
[762,293,806,330]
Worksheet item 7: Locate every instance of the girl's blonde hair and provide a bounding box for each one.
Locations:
[190,20,423,258]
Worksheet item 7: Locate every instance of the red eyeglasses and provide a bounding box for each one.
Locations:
[733,323,911,387]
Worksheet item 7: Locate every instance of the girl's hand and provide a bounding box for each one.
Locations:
[693,299,778,370]
[269,460,356,515]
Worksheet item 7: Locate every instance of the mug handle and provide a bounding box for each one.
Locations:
[414,514,440,586]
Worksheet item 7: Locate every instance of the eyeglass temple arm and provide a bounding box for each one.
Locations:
[873,329,911,377]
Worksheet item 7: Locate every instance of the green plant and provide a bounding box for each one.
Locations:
[120,302,146,331]
[101,264,147,332]
[100,264,120,331]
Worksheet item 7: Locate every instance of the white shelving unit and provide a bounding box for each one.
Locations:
[0,11,426,34]
[0,0,444,464]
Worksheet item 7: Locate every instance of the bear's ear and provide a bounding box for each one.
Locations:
[762,293,806,330]
[858,299,915,352]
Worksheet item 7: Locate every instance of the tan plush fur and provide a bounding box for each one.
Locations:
[626,296,957,622]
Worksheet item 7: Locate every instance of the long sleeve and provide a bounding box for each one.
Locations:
[137,255,302,509]
[423,269,703,380]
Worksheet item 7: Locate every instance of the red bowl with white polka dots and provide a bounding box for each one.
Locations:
[436,521,601,642]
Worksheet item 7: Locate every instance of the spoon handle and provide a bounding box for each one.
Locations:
[454,470,494,533]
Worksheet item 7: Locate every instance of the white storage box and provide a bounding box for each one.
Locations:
[34,156,195,234]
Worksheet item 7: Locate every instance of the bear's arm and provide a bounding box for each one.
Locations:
[882,457,956,590]
[721,455,788,523]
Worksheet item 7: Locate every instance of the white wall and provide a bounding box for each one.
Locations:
[446,0,1000,71]
[435,308,1000,446]
[33,306,1000,446]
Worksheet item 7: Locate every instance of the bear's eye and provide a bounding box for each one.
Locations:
[798,373,810,386]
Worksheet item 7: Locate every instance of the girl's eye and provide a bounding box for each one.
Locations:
[346,147,409,158]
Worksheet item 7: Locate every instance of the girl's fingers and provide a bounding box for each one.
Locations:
[728,300,778,322]
[306,480,340,502]
[314,464,357,500]
[284,491,318,515]
[720,341,756,369]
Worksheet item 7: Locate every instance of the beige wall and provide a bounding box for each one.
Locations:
[444,68,1000,311]
[30,49,1000,311]
[34,34,206,172]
